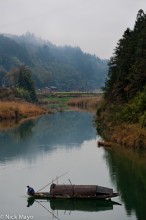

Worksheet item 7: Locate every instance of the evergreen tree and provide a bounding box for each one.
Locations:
[104,9,146,103]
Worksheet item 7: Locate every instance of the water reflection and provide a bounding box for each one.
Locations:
[104,146,146,220]
[0,111,96,163]
[27,197,121,212]
[0,110,138,220]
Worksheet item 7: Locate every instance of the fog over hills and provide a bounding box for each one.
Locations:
[0,33,108,91]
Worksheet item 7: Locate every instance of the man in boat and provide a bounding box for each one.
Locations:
[27,186,35,195]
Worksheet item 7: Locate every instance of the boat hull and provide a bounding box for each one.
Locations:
[28,184,119,200]
[29,192,119,200]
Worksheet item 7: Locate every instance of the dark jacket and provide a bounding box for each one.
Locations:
[27,186,35,195]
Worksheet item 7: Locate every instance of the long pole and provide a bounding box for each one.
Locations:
[36,200,59,220]
[36,171,69,193]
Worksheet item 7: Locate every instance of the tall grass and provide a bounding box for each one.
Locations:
[111,124,146,149]
[0,100,46,120]
[68,96,102,109]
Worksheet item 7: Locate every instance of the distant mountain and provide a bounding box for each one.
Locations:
[0,33,108,91]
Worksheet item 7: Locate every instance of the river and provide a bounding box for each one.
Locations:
[0,111,146,220]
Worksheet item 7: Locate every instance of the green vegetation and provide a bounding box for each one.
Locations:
[104,9,146,103]
[0,66,43,123]
[16,66,37,102]
[0,33,108,91]
[38,92,101,111]
[115,87,146,126]
[38,92,72,111]
[5,65,38,102]
[96,10,146,148]
[46,96,70,111]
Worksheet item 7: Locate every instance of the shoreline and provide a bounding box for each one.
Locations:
[0,100,47,121]
[96,101,146,150]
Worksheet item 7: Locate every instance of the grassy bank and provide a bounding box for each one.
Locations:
[96,100,146,149]
[0,100,46,120]
[38,92,102,111]
[68,95,102,109]
[111,124,146,149]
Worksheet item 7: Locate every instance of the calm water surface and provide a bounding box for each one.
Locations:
[0,111,146,220]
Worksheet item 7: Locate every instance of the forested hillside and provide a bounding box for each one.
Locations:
[96,10,146,148]
[0,33,108,91]
[104,9,146,103]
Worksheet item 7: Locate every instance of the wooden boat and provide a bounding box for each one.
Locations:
[97,140,111,147]
[29,184,119,200]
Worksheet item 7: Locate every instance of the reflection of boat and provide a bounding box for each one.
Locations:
[50,198,121,212]
[29,184,119,200]
[27,197,121,212]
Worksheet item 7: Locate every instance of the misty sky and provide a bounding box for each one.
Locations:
[0,0,146,59]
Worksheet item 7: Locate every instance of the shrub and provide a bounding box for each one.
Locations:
[114,88,146,125]
[16,88,31,102]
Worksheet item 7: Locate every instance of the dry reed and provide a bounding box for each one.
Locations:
[68,96,102,108]
[0,100,46,120]
[111,124,146,149]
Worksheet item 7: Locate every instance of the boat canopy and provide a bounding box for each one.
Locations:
[50,184,113,197]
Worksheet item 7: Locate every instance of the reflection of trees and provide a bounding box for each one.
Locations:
[0,119,35,161]
[12,119,34,140]
[33,111,96,148]
[105,147,146,220]
[0,112,96,162]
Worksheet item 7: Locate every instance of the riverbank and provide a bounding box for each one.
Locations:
[110,124,146,149]
[96,100,146,149]
[38,92,102,111]
[0,100,47,120]
[0,91,101,122]
[68,95,102,110]
[98,123,146,149]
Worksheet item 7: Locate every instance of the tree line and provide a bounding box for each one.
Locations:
[104,9,146,104]
[102,9,146,126]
